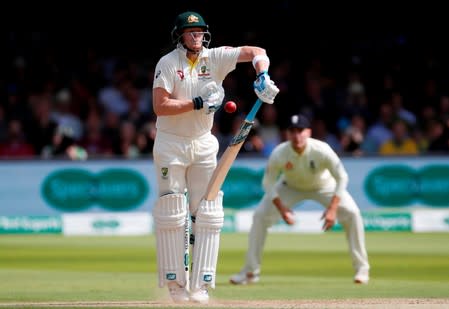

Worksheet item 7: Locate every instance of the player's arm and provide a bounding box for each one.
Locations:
[321,195,340,231]
[153,87,195,116]
[261,152,282,199]
[273,197,295,225]
[152,59,195,116]
[325,148,349,199]
[321,145,348,231]
[237,46,269,73]
[262,148,294,225]
[153,82,224,116]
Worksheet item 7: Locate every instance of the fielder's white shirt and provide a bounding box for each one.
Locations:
[153,44,241,138]
[262,137,349,201]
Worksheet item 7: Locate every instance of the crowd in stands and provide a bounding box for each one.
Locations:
[1,30,449,160]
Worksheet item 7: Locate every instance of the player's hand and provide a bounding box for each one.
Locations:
[203,93,222,114]
[281,210,295,225]
[321,208,337,231]
[253,71,279,104]
[273,197,295,225]
[193,81,224,114]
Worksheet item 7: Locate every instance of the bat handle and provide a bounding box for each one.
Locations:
[246,99,262,122]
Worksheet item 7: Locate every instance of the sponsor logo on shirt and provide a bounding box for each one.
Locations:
[177,70,185,81]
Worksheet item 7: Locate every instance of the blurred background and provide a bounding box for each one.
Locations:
[1,3,448,235]
[2,6,449,159]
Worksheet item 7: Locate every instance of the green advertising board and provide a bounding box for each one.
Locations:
[364,164,449,207]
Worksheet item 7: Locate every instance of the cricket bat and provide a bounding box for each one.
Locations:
[183,202,190,290]
[204,98,263,201]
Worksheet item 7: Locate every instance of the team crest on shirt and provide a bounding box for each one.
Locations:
[309,160,316,171]
[177,70,185,81]
[198,65,211,81]
[161,167,169,179]
[285,161,293,170]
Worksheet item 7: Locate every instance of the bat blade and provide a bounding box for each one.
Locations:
[183,194,190,290]
[204,99,262,201]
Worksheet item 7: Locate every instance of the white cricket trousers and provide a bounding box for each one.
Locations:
[242,180,370,275]
[153,130,219,214]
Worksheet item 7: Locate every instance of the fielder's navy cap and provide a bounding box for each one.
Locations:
[288,114,311,129]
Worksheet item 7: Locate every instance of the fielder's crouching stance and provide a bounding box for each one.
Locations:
[229,114,370,286]
[151,10,279,304]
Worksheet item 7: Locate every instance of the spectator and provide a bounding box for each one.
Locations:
[0,119,35,158]
[379,119,419,155]
[111,120,139,158]
[340,114,366,156]
[135,121,156,156]
[362,102,394,154]
[257,104,281,156]
[25,94,58,155]
[78,108,113,157]
[426,118,449,153]
[390,91,417,127]
[41,125,87,160]
[51,88,84,141]
[311,117,342,153]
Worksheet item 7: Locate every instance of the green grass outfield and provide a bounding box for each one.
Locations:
[1,232,449,308]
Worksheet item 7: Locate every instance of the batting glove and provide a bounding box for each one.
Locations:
[253,71,279,104]
[193,81,225,114]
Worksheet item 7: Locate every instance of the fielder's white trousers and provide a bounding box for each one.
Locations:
[242,180,370,275]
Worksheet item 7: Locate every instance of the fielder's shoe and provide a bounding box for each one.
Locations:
[354,268,369,284]
[167,282,189,303]
[190,285,209,304]
[229,271,260,285]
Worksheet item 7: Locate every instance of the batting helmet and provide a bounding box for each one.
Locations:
[171,11,211,46]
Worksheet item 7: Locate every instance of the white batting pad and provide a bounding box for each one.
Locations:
[190,191,224,290]
[152,193,188,288]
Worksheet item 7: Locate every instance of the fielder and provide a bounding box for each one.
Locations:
[230,114,370,285]
[152,11,279,304]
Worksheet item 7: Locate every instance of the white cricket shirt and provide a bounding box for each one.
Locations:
[153,45,240,138]
[262,137,349,200]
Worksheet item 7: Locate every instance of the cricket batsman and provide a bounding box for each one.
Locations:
[151,11,279,304]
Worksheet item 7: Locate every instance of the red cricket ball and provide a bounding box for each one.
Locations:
[224,101,237,113]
